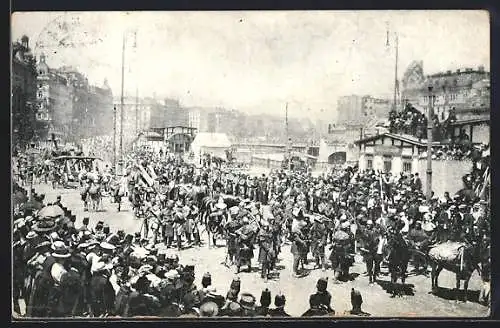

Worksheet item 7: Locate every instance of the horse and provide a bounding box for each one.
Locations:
[385,231,410,297]
[86,182,103,212]
[428,241,485,302]
[206,210,226,247]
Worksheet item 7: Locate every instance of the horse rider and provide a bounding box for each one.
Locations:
[290,208,308,277]
[309,216,328,271]
[257,220,275,281]
[358,220,382,285]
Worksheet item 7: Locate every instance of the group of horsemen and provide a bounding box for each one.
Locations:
[75,149,490,287]
[12,146,491,318]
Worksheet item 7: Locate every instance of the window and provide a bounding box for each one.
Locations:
[403,161,412,173]
[384,160,392,172]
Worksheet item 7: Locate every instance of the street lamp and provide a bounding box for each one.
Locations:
[426,86,434,202]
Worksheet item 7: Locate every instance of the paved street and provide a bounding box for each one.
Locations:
[33,183,490,317]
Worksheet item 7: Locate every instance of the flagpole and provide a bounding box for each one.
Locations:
[393,34,399,112]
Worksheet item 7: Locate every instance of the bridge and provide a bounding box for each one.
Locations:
[232,142,320,157]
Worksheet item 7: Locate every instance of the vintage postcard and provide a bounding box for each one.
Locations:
[11,11,490,319]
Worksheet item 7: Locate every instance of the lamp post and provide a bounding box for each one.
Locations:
[113,105,117,174]
[426,86,434,202]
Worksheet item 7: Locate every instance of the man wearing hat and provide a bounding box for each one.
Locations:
[78,217,91,234]
[162,206,175,248]
[198,301,219,317]
[54,195,63,208]
[27,241,71,317]
[173,204,186,251]
[255,288,271,316]
[301,293,331,317]
[239,292,257,317]
[358,220,382,284]
[268,293,290,317]
[309,216,328,271]
[257,220,275,280]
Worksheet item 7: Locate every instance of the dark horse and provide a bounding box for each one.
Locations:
[429,241,485,302]
[386,231,410,297]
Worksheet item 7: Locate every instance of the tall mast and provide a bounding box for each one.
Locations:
[119,31,126,175]
[393,34,399,111]
[285,102,291,170]
[135,86,139,136]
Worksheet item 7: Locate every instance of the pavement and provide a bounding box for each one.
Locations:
[27,183,490,318]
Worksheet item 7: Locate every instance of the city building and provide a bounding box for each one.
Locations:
[401,61,490,121]
[36,54,73,139]
[354,132,478,197]
[164,126,197,153]
[36,57,113,142]
[164,98,189,127]
[335,95,391,126]
[12,35,37,148]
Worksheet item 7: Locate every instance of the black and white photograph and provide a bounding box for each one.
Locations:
[11,10,490,318]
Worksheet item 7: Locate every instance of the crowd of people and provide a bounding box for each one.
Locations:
[12,138,491,317]
[388,105,465,144]
[80,135,114,163]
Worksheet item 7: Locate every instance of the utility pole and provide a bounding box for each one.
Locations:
[426,86,434,202]
[119,31,126,176]
[113,105,117,174]
[135,87,139,136]
[285,102,290,170]
[393,34,399,112]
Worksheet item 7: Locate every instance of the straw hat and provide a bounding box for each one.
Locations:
[239,293,256,310]
[51,241,71,259]
[199,301,219,317]
[26,231,38,240]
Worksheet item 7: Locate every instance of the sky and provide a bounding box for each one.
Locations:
[11,10,490,119]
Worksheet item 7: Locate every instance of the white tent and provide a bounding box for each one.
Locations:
[190,133,232,161]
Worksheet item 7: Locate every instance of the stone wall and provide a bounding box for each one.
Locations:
[416,159,472,197]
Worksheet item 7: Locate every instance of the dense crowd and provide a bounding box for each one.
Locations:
[389,105,462,142]
[80,135,114,163]
[12,140,491,318]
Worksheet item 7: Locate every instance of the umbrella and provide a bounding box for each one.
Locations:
[37,205,64,219]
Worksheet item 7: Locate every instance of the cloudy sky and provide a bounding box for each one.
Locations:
[12,11,489,119]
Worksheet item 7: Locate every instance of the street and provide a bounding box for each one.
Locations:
[33,183,490,317]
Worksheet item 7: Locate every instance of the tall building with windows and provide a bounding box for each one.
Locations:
[335,95,391,126]
[35,58,113,141]
[12,35,37,148]
[401,61,490,121]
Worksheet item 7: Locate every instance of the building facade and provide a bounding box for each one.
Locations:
[335,95,391,126]
[35,58,113,142]
[12,36,38,149]
[401,61,490,121]
[355,132,478,196]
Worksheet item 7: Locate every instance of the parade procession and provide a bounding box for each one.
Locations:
[11,11,491,318]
